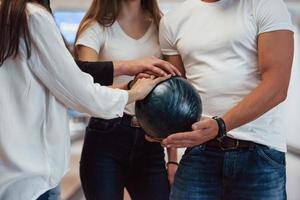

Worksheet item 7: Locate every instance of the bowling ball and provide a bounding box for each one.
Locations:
[135,76,202,140]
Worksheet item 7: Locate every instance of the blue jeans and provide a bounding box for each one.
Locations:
[80,117,170,200]
[171,144,286,200]
[37,186,61,200]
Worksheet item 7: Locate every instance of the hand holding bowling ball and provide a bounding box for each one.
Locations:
[135,76,202,140]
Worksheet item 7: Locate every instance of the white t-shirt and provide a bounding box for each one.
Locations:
[0,3,128,200]
[159,0,294,152]
[76,21,162,115]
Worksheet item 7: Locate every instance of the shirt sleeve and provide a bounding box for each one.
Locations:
[159,17,180,56]
[28,10,128,119]
[255,0,294,35]
[75,60,114,86]
[75,21,104,53]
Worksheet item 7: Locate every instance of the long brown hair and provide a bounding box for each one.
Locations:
[0,0,52,65]
[74,0,162,58]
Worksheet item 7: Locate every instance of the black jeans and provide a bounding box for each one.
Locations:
[80,116,170,200]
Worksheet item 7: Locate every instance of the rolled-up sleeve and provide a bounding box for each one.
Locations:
[28,10,127,119]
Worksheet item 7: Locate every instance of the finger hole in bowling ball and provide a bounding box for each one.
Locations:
[136,76,202,139]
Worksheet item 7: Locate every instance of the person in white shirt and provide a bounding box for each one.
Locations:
[0,0,174,200]
[74,0,179,199]
[158,0,294,199]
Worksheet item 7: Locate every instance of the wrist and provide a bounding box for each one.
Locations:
[166,161,179,167]
[113,61,125,77]
[127,80,134,90]
[128,88,142,103]
[124,60,139,76]
[127,90,137,104]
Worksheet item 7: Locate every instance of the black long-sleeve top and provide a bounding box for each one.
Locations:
[75,60,114,86]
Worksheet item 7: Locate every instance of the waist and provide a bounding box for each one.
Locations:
[90,113,141,129]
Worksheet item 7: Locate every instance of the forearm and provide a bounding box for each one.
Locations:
[222,74,288,132]
[164,55,186,78]
[110,82,128,90]
[113,60,135,77]
[167,148,178,162]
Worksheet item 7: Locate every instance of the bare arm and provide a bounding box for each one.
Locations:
[166,147,178,185]
[162,30,294,148]
[164,55,186,77]
[223,31,294,131]
[164,55,184,184]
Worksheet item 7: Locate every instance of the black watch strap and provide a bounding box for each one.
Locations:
[127,80,134,90]
[212,116,227,141]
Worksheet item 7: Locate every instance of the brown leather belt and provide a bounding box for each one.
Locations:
[206,137,257,150]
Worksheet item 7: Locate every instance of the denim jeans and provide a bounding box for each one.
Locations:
[80,117,170,200]
[171,144,286,200]
[37,186,61,200]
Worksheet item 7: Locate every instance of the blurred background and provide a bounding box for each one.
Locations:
[50,0,300,199]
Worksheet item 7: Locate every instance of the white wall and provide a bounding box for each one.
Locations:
[284,27,300,148]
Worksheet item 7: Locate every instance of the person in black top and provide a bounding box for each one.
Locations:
[76,57,179,86]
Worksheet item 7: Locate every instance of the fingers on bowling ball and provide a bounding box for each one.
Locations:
[135,76,202,139]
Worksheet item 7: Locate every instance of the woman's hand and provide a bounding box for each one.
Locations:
[161,117,218,148]
[114,57,181,77]
[144,135,162,143]
[127,75,171,104]
[167,163,178,186]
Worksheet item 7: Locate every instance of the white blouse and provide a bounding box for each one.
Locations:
[0,3,128,200]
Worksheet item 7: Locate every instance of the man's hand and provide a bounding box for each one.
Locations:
[114,57,181,77]
[161,117,218,148]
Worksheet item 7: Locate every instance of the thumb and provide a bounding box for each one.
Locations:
[192,120,209,131]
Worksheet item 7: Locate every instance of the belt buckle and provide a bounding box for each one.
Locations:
[218,138,240,151]
[130,116,141,128]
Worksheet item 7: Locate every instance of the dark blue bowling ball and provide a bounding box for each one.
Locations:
[135,76,202,140]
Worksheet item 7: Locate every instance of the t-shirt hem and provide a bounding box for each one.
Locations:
[75,41,99,54]
[161,50,180,56]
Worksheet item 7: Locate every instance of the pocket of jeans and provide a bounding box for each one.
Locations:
[256,146,286,169]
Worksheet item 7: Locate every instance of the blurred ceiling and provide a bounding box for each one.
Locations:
[50,0,300,10]
[51,0,183,10]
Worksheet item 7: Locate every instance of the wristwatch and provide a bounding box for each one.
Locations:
[212,116,227,141]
